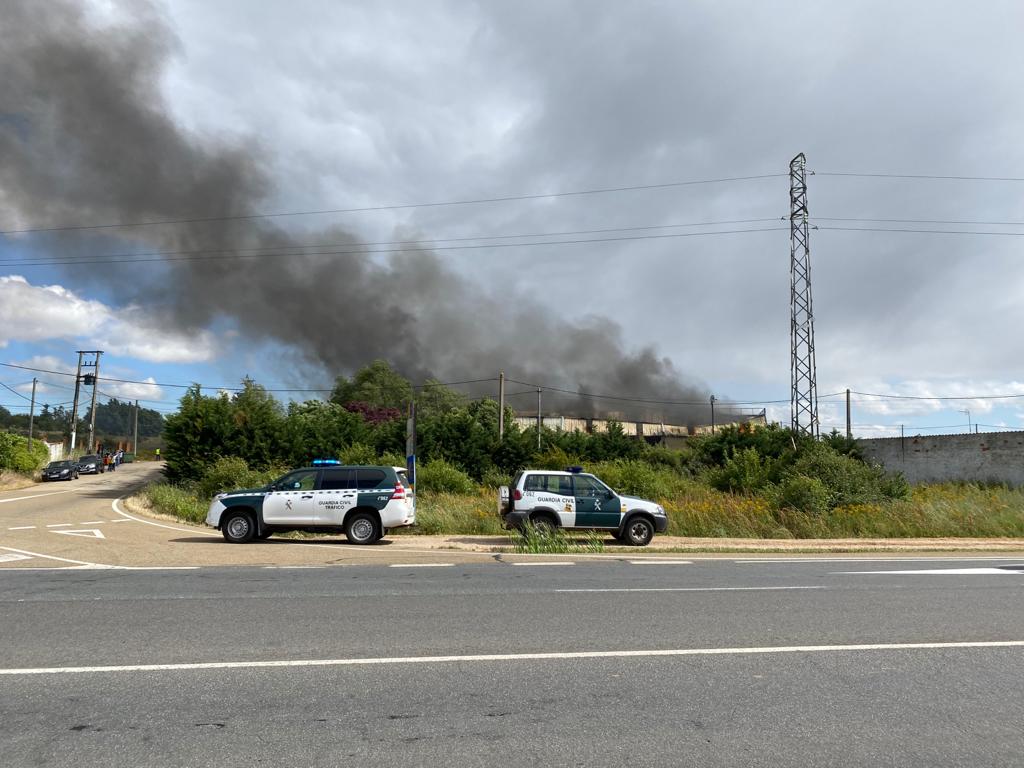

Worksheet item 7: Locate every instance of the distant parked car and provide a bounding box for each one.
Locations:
[42,460,79,482]
[77,454,102,474]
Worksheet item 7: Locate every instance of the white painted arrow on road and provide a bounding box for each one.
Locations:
[52,529,106,539]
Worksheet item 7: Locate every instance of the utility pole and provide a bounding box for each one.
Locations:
[498,372,505,440]
[789,153,820,437]
[85,351,103,452]
[846,388,852,440]
[69,351,85,454]
[710,395,716,435]
[132,399,139,455]
[28,378,37,451]
[536,388,542,451]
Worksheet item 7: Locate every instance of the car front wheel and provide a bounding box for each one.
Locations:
[222,512,256,543]
[621,516,655,547]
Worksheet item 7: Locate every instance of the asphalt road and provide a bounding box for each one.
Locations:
[2,559,1023,766]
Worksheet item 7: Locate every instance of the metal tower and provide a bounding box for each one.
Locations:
[789,153,819,437]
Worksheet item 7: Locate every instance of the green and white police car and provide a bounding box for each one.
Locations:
[498,467,668,546]
[206,460,415,544]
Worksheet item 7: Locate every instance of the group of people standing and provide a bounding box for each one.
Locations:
[101,449,124,472]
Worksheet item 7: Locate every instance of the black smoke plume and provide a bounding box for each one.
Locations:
[0,0,746,426]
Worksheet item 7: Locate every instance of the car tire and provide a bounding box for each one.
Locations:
[621,516,655,547]
[222,512,256,543]
[345,512,381,545]
[527,515,557,534]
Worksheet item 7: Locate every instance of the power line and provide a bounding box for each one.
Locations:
[851,389,1024,402]
[4,217,783,265]
[814,216,1024,227]
[819,225,1024,237]
[0,381,33,401]
[815,171,1024,182]
[0,173,787,235]
[0,226,788,268]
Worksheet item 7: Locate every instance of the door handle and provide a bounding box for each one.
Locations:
[301,494,314,499]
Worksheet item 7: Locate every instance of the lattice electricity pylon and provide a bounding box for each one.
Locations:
[789,153,819,437]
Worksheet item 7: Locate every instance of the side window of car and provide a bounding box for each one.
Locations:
[573,475,610,498]
[355,469,387,489]
[319,469,354,490]
[278,470,318,491]
[524,474,548,492]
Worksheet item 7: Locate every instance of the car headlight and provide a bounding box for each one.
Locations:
[60,470,69,475]
[655,505,665,515]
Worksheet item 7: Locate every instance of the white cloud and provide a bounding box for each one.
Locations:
[0,275,217,363]
[8,355,167,403]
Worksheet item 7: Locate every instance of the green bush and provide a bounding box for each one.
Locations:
[789,444,908,507]
[338,442,379,465]
[707,447,774,494]
[417,458,477,494]
[0,431,49,473]
[770,475,832,516]
[144,483,208,524]
[588,459,686,500]
[195,456,282,500]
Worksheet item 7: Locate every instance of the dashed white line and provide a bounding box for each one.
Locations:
[388,563,454,568]
[7,526,36,530]
[512,561,575,566]
[629,560,693,565]
[80,521,104,525]
[3,640,1022,676]
[0,490,76,504]
[45,523,72,528]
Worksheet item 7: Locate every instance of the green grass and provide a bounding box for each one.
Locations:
[138,478,1024,540]
[510,522,605,554]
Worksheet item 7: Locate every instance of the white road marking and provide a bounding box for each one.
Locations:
[0,490,76,504]
[53,529,106,540]
[629,560,693,565]
[736,556,1024,564]
[388,563,454,568]
[557,585,826,593]
[45,523,72,528]
[4,640,1022,676]
[7,526,36,530]
[80,521,104,525]
[109,518,134,523]
[0,553,31,563]
[512,561,575,566]
[262,566,327,570]
[840,567,1024,576]
[0,545,110,569]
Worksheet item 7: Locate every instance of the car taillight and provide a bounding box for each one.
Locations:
[514,489,522,501]
[392,482,406,500]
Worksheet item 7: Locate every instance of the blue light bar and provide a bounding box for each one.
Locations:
[312,458,341,466]
[565,465,584,473]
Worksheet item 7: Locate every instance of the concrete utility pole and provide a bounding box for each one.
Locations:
[69,351,85,454]
[28,378,37,451]
[789,153,820,437]
[710,395,716,435]
[498,372,505,440]
[846,389,852,440]
[536,388,542,450]
[132,399,139,455]
[86,351,103,452]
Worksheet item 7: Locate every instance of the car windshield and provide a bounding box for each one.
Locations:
[48,461,71,469]
[80,455,98,462]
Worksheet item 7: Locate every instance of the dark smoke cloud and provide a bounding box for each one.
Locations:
[0,0,745,425]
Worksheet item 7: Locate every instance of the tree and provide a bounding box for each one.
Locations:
[330,360,413,411]
[225,378,285,470]
[163,385,234,482]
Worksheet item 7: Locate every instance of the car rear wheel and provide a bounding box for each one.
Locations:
[621,516,654,547]
[345,512,381,545]
[222,512,256,543]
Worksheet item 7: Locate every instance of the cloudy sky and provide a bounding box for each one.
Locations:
[2,0,1024,435]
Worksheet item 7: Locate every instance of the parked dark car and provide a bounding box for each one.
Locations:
[77,454,102,474]
[42,460,79,482]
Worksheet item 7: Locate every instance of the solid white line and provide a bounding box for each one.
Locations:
[262,566,327,570]
[80,521,104,525]
[556,586,826,593]
[8,526,36,530]
[840,567,1023,576]
[3,640,1022,676]
[0,490,76,504]
[109,518,134,522]
[735,556,1024,564]
[388,563,455,568]
[512,561,575,566]
[45,523,72,528]
[0,545,109,569]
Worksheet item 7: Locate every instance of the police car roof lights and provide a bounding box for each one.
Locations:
[565,466,584,474]
[312,458,341,466]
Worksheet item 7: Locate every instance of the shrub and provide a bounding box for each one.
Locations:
[588,459,686,500]
[511,522,605,554]
[417,458,477,494]
[0,431,49,473]
[706,447,774,494]
[338,442,379,465]
[144,483,208,524]
[789,444,908,506]
[770,475,832,516]
[195,456,282,500]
